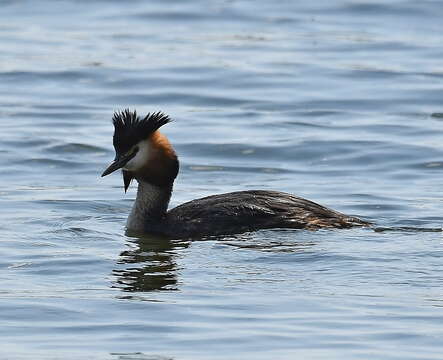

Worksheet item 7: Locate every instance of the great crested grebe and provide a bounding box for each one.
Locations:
[101,110,369,238]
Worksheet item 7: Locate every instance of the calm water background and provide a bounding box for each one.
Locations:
[1,1,443,359]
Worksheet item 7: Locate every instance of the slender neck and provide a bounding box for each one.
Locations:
[126,179,173,232]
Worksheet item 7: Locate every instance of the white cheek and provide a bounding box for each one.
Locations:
[123,140,150,171]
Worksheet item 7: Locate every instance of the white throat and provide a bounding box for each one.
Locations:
[126,179,172,232]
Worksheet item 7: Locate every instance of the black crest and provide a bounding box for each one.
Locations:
[112,109,171,154]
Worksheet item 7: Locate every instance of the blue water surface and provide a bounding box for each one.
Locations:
[1,1,443,359]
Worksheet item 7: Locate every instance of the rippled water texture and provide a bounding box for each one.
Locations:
[1,1,443,359]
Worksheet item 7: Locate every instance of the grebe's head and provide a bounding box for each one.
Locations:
[101,109,178,191]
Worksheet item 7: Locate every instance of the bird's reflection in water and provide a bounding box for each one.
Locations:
[113,232,189,292]
[112,229,318,293]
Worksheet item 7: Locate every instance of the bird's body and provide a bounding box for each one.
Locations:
[152,190,367,238]
[102,110,369,238]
